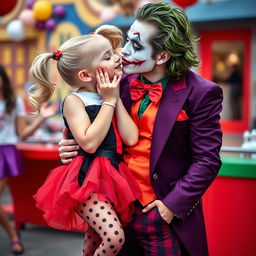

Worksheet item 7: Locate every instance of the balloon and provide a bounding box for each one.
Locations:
[53,5,66,18]
[25,0,35,9]
[6,20,25,41]
[33,0,52,21]
[35,21,45,30]
[0,0,18,16]
[45,18,56,31]
[19,9,36,27]
[172,0,198,9]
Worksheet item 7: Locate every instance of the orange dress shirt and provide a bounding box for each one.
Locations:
[124,99,159,206]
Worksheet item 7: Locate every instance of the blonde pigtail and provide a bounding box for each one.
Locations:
[28,53,56,113]
[28,34,108,113]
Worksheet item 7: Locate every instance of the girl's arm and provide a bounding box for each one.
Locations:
[63,94,115,154]
[16,102,58,141]
[62,68,120,154]
[115,97,138,146]
[97,68,138,147]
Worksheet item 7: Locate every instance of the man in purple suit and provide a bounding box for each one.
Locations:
[59,2,223,255]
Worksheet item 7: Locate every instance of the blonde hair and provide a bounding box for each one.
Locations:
[29,34,105,112]
[95,25,123,55]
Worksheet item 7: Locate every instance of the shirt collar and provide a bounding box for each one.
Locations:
[140,75,170,90]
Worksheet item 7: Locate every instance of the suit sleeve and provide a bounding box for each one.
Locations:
[162,84,223,220]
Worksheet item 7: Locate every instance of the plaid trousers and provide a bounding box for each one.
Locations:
[119,201,181,256]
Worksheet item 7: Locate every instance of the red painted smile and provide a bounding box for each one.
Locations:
[122,57,145,66]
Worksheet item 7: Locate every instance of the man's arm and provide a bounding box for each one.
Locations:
[59,127,80,164]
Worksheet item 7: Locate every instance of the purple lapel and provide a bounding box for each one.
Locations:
[150,76,192,172]
[121,73,192,172]
[120,74,139,111]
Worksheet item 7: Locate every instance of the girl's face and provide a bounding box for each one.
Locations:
[93,37,122,79]
[121,20,156,75]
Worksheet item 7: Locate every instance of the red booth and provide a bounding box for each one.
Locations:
[8,143,59,229]
[7,144,256,255]
[202,156,256,256]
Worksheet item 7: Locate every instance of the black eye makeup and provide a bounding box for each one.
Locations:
[131,40,143,51]
[126,35,144,51]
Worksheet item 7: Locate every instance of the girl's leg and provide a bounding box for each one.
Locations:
[0,178,23,252]
[79,224,101,256]
[77,193,125,256]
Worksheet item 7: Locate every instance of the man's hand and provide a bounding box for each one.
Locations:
[59,128,80,164]
[142,200,175,224]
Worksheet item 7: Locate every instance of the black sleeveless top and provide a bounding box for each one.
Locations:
[62,92,122,186]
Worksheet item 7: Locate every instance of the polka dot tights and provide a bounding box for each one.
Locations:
[76,193,125,256]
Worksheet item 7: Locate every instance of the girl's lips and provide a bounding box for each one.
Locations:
[122,58,145,66]
[115,63,122,70]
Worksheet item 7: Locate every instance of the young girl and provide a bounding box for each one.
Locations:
[29,30,141,256]
[0,65,57,254]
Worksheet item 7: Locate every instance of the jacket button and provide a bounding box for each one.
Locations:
[152,173,159,180]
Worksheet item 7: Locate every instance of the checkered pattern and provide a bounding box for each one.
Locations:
[119,203,181,256]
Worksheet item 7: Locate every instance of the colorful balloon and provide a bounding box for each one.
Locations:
[172,0,198,9]
[35,20,46,30]
[45,18,56,31]
[25,0,35,9]
[0,0,18,16]
[19,9,36,27]
[53,5,66,18]
[6,19,25,41]
[33,0,52,21]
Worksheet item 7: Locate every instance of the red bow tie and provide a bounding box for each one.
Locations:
[129,79,163,104]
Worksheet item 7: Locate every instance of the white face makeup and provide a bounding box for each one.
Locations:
[121,20,156,74]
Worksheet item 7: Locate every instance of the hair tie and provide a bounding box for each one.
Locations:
[52,49,62,61]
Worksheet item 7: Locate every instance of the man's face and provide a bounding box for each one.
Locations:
[121,20,156,75]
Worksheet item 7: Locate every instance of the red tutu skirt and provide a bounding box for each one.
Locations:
[34,156,141,232]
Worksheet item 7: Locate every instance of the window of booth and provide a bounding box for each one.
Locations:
[200,29,251,133]
[0,39,37,92]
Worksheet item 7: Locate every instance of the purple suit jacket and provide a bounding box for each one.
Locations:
[120,70,223,256]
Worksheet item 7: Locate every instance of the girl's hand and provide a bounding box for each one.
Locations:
[40,102,58,119]
[96,67,121,104]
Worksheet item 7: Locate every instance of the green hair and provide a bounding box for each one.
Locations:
[135,2,199,81]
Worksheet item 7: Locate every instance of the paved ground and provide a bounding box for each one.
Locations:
[0,187,84,256]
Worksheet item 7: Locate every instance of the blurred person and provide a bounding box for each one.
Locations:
[58,2,223,255]
[0,64,57,254]
[29,30,141,256]
[114,0,139,16]
[226,64,242,119]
